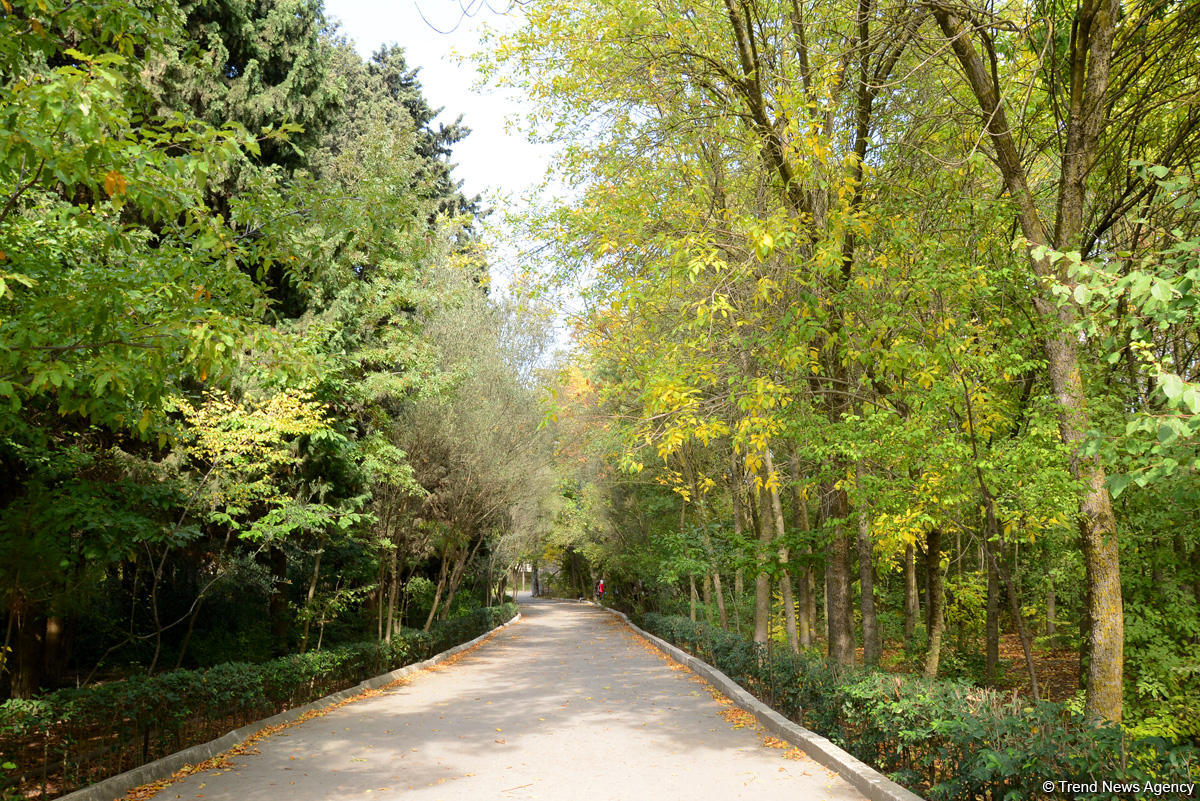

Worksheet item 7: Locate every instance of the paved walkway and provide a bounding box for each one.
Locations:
[154,598,865,801]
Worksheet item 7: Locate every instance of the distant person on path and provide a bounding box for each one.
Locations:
[596,579,605,602]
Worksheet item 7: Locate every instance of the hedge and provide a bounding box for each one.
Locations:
[0,602,517,800]
[641,613,1198,801]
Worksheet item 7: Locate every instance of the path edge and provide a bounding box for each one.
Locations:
[601,606,924,801]
[60,611,522,801]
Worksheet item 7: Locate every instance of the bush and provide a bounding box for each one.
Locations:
[641,613,1198,801]
[0,602,517,799]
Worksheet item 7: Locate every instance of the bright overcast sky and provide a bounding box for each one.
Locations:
[323,0,548,211]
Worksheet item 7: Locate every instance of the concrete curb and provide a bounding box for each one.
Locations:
[61,612,522,801]
[600,606,924,801]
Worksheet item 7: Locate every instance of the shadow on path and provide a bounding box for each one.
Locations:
[153,597,865,801]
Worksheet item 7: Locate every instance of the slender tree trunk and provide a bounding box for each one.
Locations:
[424,548,451,631]
[690,576,699,623]
[300,549,322,654]
[787,450,806,642]
[806,554,818,645]
[147,548,170,674]
[702,574,713,624]
[753,488,772,645]
[733,569,743,634]
[439,537,482,622]
[682,447,728,629]
[731,466,746,634]
[11,601,41,699]
[903,543,918,644]
[825,561,832,646]
[174,602,202,670]
[923,528,945,678]
[857,510,881,666]
[788,453,813,648]
[764,448,799,654]
[376,561,386,641]
[986,538,1000,684]
[385,546,400,643]
[1047,583,1057,637]
[925,541,935,635]
[823,486,854,665]
[984,514,1041,700]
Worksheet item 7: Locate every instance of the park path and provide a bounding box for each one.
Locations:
[151,597,865,801]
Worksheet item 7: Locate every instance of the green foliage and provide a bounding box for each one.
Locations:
[1063,168,1200,494]
[643,614,1199,801]
[0,0,547,715]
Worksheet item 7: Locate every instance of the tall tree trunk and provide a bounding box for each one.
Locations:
[11,601,41,699]
[753,486,772,645]
[984,513,1041,700]
[932,3,1123,721]
[733,569,743,634]
[376,560,386,641]
[925,540,935,635]
[439,537,483,622]
[690,575,699,623]
[174,602,202,671]
[903,543,918,644]
[825,561,832,646]
[299,549,322,654]
[682,447,728,629]
[731,468,746,634]
[424,548,452,631]
[923,527,945,678]
[857,510,881,666]
[385,546,400,643]
[822,486,855,665]
[788,450,812,648]
[764,448,799,654]
[1047,582,1057,637]
[986,538,1000,683]
[739,454,773,646]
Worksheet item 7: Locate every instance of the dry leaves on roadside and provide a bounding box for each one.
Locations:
[118,627,515,801]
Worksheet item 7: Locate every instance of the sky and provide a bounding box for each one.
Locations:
[323,0,550,220]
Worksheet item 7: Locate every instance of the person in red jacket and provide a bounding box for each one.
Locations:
[596,579,605,602]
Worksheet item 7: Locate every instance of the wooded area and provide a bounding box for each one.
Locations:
[484,0,1200,744]
[0,0,561,715]
[2,0,1199,796]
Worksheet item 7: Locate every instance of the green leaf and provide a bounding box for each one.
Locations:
[1108,474,1132,498]
[1160,373,1185,401]
[1182,388,1200,415]
[1072,284,1092,304]
[1157,424,1176,445]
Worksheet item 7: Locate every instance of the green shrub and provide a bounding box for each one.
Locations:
[641,614,1198,801]
[0,602,517,799]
